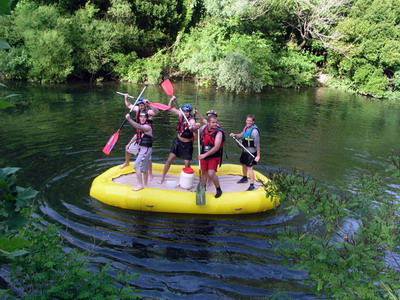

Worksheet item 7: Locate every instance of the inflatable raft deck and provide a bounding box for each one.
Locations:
[89,163,280,215]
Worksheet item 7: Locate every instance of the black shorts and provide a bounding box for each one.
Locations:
[170,137,193,160]
[239,151,257,167]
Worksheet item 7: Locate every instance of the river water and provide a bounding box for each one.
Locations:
[1,81,399,298]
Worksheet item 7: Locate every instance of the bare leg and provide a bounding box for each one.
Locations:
[248,166,255,184]
[143,171,149,186]
[201,170,208,186]
[241,164,248,178]
[208,170,220,188]
[133,169,144,191]
[148,161,153,181]
[120,151,132,169]
[158,152,176,184]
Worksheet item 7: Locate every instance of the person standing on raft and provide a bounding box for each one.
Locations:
[125,111,153,191]
[120,94,159,181]
[229,114,260,191]
[158,96,199,184]
[198,114,224,198]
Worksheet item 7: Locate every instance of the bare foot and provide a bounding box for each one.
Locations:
[133,185,143,191]
[120,162,129,169]
[149,174,154,182]
[158,177,165,184]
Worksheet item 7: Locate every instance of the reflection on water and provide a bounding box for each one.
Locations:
[1,81,399,298]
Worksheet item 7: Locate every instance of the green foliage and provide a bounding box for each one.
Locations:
[0,167,37,235]
[174,21,226,85]
[118,49,172,84]
[264,154,400,299]
[217,52,262,93]
[0,167,36,263]
[223,32,275,87]
[329,0,400,97]
[274,43,320,88]
[6,224,139,299]
[0,167,140,297]
[392,71,400,91]
[0,48,30,79]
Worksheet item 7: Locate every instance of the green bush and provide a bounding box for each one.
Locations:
[0,167,139,298]
[27,29,74,83]
[274,44,319,88]
[392,71,400,91]
[0,48,30,79]
[6,224,139,299]
[264,152,400,299]
[217,52,262,93]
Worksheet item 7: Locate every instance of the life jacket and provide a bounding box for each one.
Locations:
[136,122,153,147]
[176,114,194,139]
[241,124,259,148]
[201,127,225,162]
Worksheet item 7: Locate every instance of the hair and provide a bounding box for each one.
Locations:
[207,115,217,122]
[246,114,255,121]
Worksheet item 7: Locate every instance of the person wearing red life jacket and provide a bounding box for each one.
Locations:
[229,114,260,191]
[158,96,200,184]
[121,94,160,181]
[125,111,154,191]
[198,115,224,198]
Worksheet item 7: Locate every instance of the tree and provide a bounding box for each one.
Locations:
[328,0,400,97]
[282,0,353,49]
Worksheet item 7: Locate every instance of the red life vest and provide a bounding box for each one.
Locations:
[200,127,224,159]
[176,114,194,139]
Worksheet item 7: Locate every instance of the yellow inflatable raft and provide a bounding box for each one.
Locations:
[89,163,279,215]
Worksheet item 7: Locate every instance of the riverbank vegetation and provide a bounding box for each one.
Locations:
[0,167,139,298]
[265,152,400,299]
[0,0,399,98]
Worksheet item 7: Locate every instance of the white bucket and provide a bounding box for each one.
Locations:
[179,167,195,189]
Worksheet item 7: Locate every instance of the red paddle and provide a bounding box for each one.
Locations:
[102,86,148,155]
[161,79,174,96]
[160,79,190,124]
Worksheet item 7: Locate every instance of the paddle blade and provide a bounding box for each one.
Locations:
[149,102,171,111]
[161,79,174,96]
[196,173,206,205]
[102,130,120,155]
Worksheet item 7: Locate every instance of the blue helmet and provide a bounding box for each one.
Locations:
[181,104,192,111]
[136,97,146,105]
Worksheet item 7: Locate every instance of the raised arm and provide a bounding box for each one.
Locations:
[125,114,152,134]
[124,94,134,110]
[194,109,207,125]
[167,96,180,115]
[144,99,159,116]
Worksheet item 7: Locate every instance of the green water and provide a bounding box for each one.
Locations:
[1,81,399,298]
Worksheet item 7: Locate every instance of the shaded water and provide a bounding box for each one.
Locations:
[1,81,399,298]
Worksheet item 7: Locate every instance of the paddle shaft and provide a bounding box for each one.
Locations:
[232,136,268,171]
[117,86,147,131]
[115,91,169,111]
